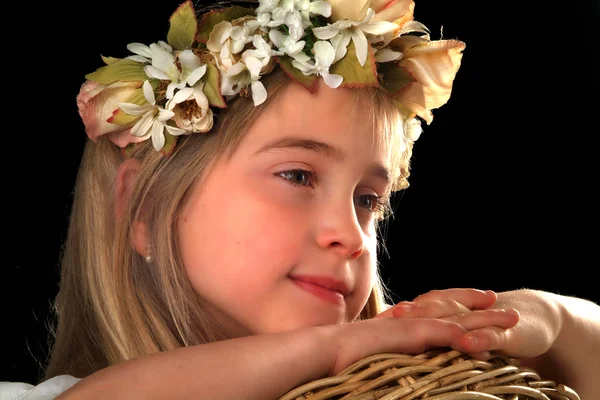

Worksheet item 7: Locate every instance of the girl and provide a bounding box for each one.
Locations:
[4,0,599,398]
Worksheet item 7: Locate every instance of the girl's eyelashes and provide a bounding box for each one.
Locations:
[355,194,392,219]
[277,169,316,188]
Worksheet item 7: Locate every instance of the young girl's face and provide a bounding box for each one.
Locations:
[178,81,394,337]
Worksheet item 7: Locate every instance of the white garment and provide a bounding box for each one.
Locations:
[0,375,80,400]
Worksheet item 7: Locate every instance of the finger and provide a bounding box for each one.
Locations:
[412,288,497,310]
[447,308,520,331]
[391,299,470,319]
[459,326,513,354]
[373,305,398,319]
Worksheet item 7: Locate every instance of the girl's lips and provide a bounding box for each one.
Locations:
[289,276,348,305]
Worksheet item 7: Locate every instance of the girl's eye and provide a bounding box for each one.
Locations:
[355,194,391,218]
[277,169,315,187]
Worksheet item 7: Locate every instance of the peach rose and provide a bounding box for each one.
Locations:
[76,80,146,148]
[328,0,414,26]
[390,37,466,124]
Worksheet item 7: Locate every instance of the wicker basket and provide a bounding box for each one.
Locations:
[278,349,581,400]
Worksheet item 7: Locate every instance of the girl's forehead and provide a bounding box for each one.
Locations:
[235,82,395,173]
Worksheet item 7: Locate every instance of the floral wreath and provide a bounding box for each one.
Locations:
[77,0,465,156]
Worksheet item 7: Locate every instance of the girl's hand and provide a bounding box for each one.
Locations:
[374,288,520,359]
[459,289,561,360]
[328,317,472,375]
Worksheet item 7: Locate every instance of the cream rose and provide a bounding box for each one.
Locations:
[76,80,146,147]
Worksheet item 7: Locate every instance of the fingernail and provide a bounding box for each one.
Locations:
[392,302,415,316]
[466,335,478,348]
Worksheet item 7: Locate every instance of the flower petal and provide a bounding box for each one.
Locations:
[245,56,263,79]
[179,50,203,74]
[169,87,195,108]
[186,64,207,86]
[150,120,166,151]
[125,55,150,63]
[131,111,155,138]
[331,31,351,63]
[360,20,399,36]
[313,41,336,68]
[118,102,154,116]
[310,1,332,17]
[144,65,171,80]
[372,0,413,24]
[251,80,268,106]
[165,124,189,136]
[312,25,340,40]
[351,29,368,66]
[149,43,179,81]
[127,42,152,58]
[374,48,402,62]
[327,0,370,21]
[142,80,156,105]
[269,29,287,47]
[193,85,210,110]
[207,21,233,52]
[157,108,175,122]
[322,72,344,89]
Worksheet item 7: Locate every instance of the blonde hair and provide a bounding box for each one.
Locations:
[44,69,415,380]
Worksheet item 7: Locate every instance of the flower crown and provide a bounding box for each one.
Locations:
[77,0,465,156]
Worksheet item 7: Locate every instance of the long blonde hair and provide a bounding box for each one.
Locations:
[44,69,415,380]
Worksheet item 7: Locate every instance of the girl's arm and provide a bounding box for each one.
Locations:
[58,317,470,400]
[493,290,600,400]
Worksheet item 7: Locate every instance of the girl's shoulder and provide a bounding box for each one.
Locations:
[0,375,80,400]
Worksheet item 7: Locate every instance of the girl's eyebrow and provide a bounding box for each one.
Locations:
[256,137,391,186]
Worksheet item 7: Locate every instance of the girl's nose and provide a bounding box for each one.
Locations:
[314,199,366,260]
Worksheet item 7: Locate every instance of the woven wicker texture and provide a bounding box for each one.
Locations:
[279,349,581,400]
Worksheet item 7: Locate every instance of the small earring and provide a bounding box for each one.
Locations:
[145,245,153,264]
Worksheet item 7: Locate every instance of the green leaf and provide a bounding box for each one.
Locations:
[330,41,379,88]
[277,56,318,93]
[101,56,121,65]
[161,130,178,156]
[195,6,256,43]
[377,63,416,94]
[85,59,147,85]
[203,62,227,108]
[167,0,198,50]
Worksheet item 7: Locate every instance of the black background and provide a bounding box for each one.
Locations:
[6,0,599,385]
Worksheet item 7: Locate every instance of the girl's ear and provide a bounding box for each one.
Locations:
[115,158,148,258]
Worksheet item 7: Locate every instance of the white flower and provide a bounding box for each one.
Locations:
[142,44,207,99]
[118,80,187,151]
[167,84,214,133]
[294,0,332,25]
[269,29,306,55]
[291,40,343,89]
[221,57,268,106]
[242,35,284,68]
[207,20,262,73]
[125,41,172,63]
[312,8,399,66]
